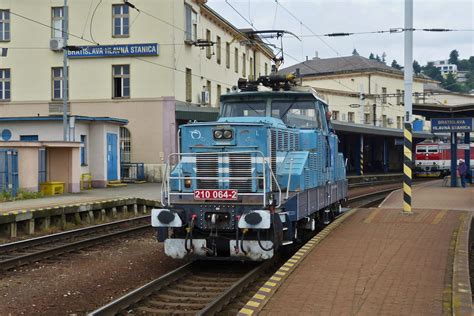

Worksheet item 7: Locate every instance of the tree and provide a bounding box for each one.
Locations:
[375,54,381,62]
[457,59,470,71]
[422,62,444,83]
[412,60,421,74]
[352,48,359,56]
[369,53,375,60]
[391,59,402,70]
[448,49,459,65]
[381,52,387,64]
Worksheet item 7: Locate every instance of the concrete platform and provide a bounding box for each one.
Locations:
[239,208,472,315]
[380,179,473,211]
[0,183,162,214]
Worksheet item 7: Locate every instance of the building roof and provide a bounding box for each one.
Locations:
[332,121,433,139]
[0,115,128,125]
[280,55,431,81]
[423,82,450,93]
[413,103,474,119]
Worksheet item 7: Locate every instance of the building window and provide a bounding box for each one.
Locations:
[348,112,355,123]
[381,87,387,104]
[226,42,230,69]
[382,115,388,127]
[396,116,401,129]
[332,111,339,120]
[226,87,230,93]
[249,57,254,80]
[0,10,10,41]
[206,80,211,106]
[80,135,87,166]
[396,89,401,105]
[185,68,192,102]
[242,53,246,77]
[216,84,221,106]
[234,48,238,73]
[20,135,38,141]
[206,29,211,59]
[184,4,197,42]
[112,4,129,37]
[120,127,131,163]
[52,67,68,100]
[364,113,370,124]
[113,65,130,98]
[216,36,221,65]
[0,68,10,101]
[265,63,268,76]
[51,7,65,38]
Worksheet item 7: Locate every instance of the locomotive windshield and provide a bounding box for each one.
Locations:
[271,100,321,128]
[221,101,266,117]
[221,99,322,129]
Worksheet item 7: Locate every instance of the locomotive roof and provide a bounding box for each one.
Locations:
[221,90,326,104]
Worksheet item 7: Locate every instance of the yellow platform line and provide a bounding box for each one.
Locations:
[237,208,358,315]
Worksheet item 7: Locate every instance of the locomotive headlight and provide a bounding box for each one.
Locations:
[223,130,233,139]
[213,130,223,139]
[184,177,192,188]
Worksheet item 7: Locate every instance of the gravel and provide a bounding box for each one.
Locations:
[0,231,182,315]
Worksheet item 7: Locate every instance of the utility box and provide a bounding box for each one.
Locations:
[40,181,64,195]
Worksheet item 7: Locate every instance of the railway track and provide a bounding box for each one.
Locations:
[89,186,399,315]
[0,215,150,271]
[89,260,279,316]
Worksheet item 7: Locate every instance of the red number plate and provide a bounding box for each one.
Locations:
[194,189,238,201]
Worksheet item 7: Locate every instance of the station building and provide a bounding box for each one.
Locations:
[281,55,436,129]
[0,116,127,194]
[0,0,274,182]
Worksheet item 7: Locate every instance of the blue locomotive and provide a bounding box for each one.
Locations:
[152,74,347,261]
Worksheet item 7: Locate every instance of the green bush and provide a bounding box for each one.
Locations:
[0,189,44,202]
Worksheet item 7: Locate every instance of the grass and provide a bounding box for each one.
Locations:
[0,189,44,202]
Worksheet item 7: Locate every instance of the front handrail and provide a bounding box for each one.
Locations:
[161,151,281,208]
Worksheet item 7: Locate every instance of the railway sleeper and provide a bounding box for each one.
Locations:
[164,289,217,297]
[189,275,242,282]
[147,300,206,309]
[154,294,211,303]
[137,306,197,314]
[181,280,234,287]
[173,284,226,292]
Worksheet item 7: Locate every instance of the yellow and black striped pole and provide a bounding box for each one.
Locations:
[360,135,364,175]
[403,122,412,213]
[403,0,413,214]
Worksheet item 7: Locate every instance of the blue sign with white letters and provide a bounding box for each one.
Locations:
[431,118,473,133]
[67,43,159,58]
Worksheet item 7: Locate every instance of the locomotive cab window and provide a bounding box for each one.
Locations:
[272,100,321,128]
[221,101,266,117]
[416,146,427,153]
[427,146,438,153]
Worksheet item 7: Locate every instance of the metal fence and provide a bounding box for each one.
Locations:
[0,149,19,196]
[120,163,145,182]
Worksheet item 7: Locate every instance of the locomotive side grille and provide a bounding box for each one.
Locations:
[196,154,219,189]
[270,129,278,191]
[229,154,253,192]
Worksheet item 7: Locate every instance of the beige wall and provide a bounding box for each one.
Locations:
[421,92,474,106]
[17,147,39,192]
[47,147,80,193]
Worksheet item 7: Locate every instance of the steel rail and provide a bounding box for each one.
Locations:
[90,186,400,315]
[0,216,150,270]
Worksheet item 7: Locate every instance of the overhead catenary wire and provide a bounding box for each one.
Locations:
[9,10,97,45]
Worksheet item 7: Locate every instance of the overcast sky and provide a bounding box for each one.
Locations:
[207,0,474,67]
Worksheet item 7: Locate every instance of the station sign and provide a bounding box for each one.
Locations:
[67,43,159,58]
[439,143,469,150]
[431,118,473,133]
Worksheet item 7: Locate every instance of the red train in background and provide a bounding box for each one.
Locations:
[415,141,474,177]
